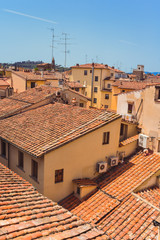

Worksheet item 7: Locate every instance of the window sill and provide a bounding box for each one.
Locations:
[17,165,25,173]
[29,175,39,184]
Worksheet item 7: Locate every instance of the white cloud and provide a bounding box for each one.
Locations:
[3,9,57,24]
[119,40,137,47]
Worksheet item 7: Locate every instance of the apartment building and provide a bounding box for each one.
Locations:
[69,63,127,109]
[117,83,160,152]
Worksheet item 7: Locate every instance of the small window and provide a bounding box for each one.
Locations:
[32,160,38,181]
[158,89,160,99]
[128,103,133,113]
[122,90,125,92]
[75,88,79,92]
[95,76,98,81]
[77,187,80,195]
[111,73,114,77]
[31,82,36,88]
[55,169,64,183]
[94,87,98,93]
[77,80,80,83]
[158,140,160,152]
[79,103,84,107]
[120,124,124,136]
[90,70,92,73]
[84,70,87,75]
[104,105,108,109]
[93,98,97,103]
[107,84,111,88]
[105,94,109,99]
[1,140,6,157]
[103,132,110,144]
[18,151,24,169]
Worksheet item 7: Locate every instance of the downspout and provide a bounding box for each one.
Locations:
[90,63,94,107]
[8,143,10,169]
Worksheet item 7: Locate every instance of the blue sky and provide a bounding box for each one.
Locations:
[1,0,160,72]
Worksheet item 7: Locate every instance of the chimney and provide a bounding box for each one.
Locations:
[92,63,94,67]
[76,64,79,67]
[112,66,114,69]
[105,64,108,68]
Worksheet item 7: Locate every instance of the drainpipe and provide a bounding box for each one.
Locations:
[91,63,94,107]
[8,143,10,169]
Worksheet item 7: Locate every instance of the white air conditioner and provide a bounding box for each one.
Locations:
[109,157,119,167]
[138,134,149,148]
[125,114,132,121]
[97,162,107,173]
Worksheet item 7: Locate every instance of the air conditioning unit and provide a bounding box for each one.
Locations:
[138,134,149,148]
[109,157,119,167]
[125,114,132,121]
[97,162,107,173]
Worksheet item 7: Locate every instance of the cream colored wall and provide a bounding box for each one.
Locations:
[46,79,59,87]
[43,118,121,202]
[118,140,138,158]
[100,91,112,109]
[134,170,160,192]
[8,144,44,194]
[12,72,26,93]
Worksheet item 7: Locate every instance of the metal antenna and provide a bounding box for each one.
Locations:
[48,28,59,64]
[59,32,72,67]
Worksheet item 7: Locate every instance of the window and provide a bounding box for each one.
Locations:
[107,84,111,88]
[77,187,80,195]
[103,132,110,144]
[95,76,98,81]
[18,151,24,169]
[158,141,160,152]
[31,82,36,88]
[77,80,80,83]
[55,169,64,183]
[79,103,84,107]
[90,70,92,73]
[105,94,109,99]
[94,87,98,93]
[155,87,160,101]
[120,124,124,136]
[1,140,6,157]
[122,90,125,92]
[128,103,133,113]
[93,98,97,103]
[84,70,87,75]
[32,160,38,181]
[104,105,108,109]
[111,73,114,77]
[75,88,79,92]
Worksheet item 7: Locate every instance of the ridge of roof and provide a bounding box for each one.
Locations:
[0,103,121,157]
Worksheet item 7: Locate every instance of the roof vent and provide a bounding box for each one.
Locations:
[76,64,79,66]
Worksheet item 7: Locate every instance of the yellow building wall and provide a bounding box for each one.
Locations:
[27,80,45,89]
[118,140,138,158]
[44,118,121,202]
[70,67,111,108]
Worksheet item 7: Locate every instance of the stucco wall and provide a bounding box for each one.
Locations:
[44,118,121,202]
[12,72,26,93]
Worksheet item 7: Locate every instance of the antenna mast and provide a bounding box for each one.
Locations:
[60,32,71,67]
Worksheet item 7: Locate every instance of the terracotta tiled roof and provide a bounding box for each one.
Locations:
[66,81,84,88]
[73,178,97,186]
[0,103,121,157]
[0,86,59,119]
[112,80,159,90]
[71,63,124,73]
[98,193,159,239]
[137,185,160,208]
[119,134,138,147]
[0,163,107,239]
[12,71,61,81]
[59,189,120,224]
[60,152,160,234]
